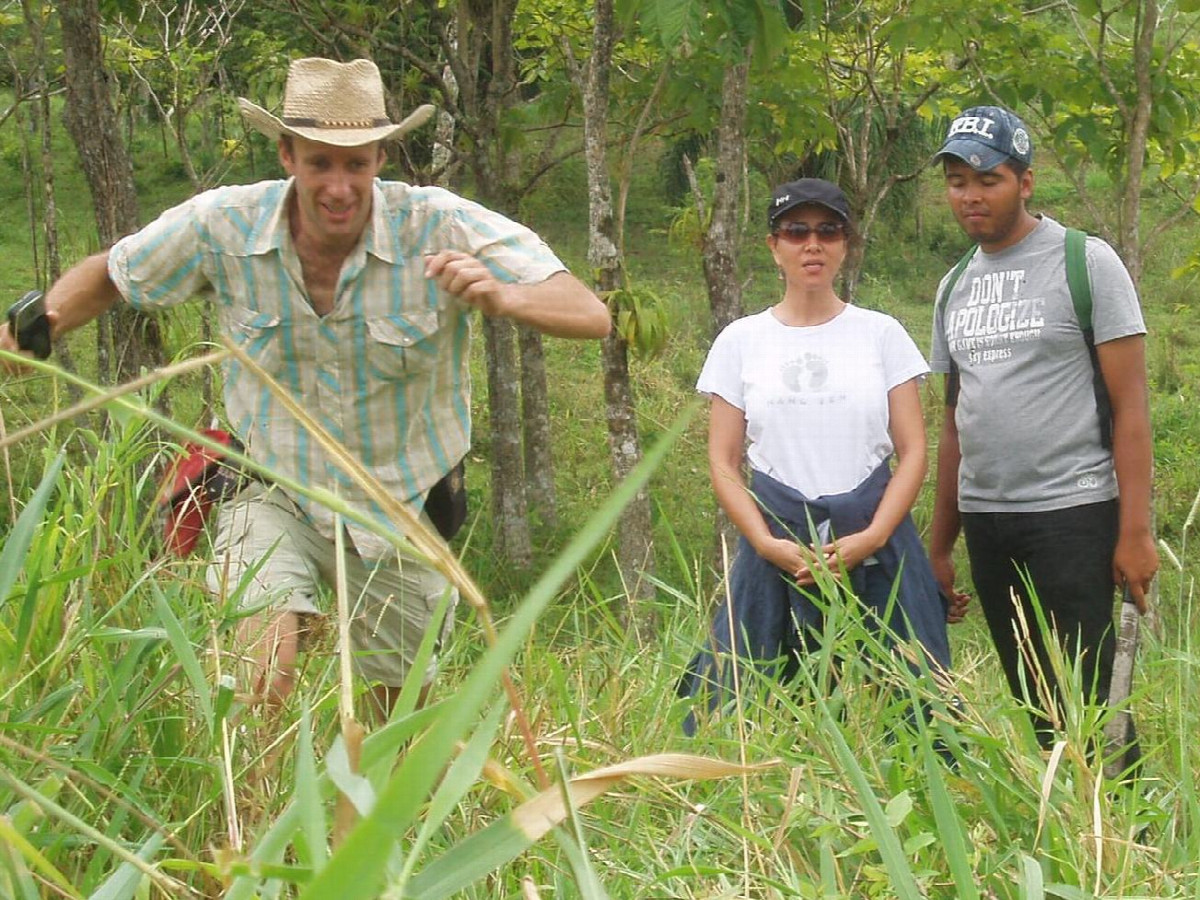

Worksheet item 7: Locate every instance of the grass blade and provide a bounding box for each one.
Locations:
[401,700,509,882]
[1020,853,1045,899]
[88,833,166,900]
[150,582,214,733]
[0,769,189,897]
[920,736,979,899]
[0,451,63,610]
[810,689,924,900]
[548,750,607,900]
[0,815,80,899]
[295,706,327,873]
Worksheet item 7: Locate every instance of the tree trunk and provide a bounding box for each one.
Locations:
[454,0,543,567]
[703,53,749,337]
[25,1,60,286]
[601,333,656,608]
[483,316,532,566]
[21,0,77,383]
[1118,0,1156,286]
[519,326,557,529]
[432,17,459,181]
[57,0,166,385]
[581,0,656,619]
[703,53,751,570]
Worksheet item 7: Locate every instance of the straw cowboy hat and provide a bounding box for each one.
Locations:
[238,57,434,147]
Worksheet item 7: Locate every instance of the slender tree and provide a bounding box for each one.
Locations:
[108,0,247,191]
[702,49,751,336]
[627,0,789,570]
[577,0,659,614]
[57,0,166,384]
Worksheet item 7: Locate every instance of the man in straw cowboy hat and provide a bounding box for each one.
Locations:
[1,58,610,719]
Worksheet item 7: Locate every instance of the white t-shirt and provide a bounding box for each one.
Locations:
[697,304,929,498]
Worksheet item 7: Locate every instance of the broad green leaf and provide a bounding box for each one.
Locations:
[150,582,213,732]
[88,833,166,900]
[0,452,63,613]
[1019,853,1045,900]
[902,832,937,855]
[884,790,913,828]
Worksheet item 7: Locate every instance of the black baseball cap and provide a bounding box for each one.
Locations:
[934,105,1034,171]
[768,178,851,228]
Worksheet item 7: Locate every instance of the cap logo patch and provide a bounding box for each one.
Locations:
[1011,128,1031,157]
[948,115,997,139]
[775,195,790,206]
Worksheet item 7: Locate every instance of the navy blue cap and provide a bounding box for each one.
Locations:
[768,178,851,227]
[934,106,1033,171]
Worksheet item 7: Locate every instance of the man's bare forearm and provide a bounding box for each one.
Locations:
[46,251,122,340]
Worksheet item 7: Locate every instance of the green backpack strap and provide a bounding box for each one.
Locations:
[1064,227,1113,449]
[938,245,977,312]
[1065,227,1092,330]
[937,246,977,407]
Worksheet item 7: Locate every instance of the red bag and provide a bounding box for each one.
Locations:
[157,429,241,556]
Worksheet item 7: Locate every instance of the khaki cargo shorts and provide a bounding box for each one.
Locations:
[206,481,457,686]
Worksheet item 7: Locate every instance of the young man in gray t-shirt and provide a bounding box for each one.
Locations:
[927,105,1157,772]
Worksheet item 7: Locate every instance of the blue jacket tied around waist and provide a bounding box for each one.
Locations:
[678,461,951,733]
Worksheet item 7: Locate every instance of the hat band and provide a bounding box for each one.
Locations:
[282,116,393,129]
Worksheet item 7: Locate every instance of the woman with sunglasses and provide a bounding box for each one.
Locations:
[680,178,952,732]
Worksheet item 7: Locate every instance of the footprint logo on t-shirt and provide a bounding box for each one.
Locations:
[781,353,829,392]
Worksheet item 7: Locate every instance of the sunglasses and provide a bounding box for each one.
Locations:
[773,221,847,244]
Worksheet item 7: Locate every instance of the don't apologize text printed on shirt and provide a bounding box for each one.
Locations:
[944,268,1045,366]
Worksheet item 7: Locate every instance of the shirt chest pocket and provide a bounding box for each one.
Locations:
[365,312,442,381]
[227,309,288,377]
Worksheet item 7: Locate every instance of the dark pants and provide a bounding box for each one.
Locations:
[962,500,1137,765]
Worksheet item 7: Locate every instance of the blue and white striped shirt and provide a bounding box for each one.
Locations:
[110,178,565,558]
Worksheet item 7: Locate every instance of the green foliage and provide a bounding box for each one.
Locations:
[607,286,671,359]
[934,0,1200,248]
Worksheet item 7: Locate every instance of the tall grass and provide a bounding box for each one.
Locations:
[2,346,1199,896]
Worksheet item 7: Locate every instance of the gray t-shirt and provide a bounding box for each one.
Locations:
[930,215,1146,512]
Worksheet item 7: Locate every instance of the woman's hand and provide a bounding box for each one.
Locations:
[794,529,883,584]
[754,536,808,579]
[828,530,884,571]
